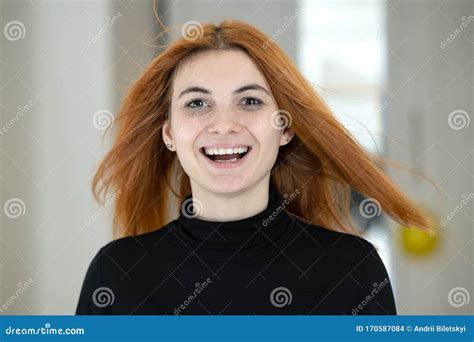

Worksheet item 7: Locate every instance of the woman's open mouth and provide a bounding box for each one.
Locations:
[199,146,252,169]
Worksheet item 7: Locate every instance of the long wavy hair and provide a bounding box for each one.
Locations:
[92,18,435,239]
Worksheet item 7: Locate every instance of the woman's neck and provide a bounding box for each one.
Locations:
[189,181,271,222]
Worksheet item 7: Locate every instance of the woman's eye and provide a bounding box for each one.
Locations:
[185,98,262,110]
[186,99,209,108]
[242,97,263,106]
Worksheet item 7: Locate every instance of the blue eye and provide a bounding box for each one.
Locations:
[185,97,263,110]
[186,99,208,108]
[242,97,263,106]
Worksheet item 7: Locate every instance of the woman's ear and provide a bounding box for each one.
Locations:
[162,120,176,151]
[280,129,294,146]
[162,119,173,146]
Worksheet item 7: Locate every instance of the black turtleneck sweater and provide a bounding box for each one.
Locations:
[75,186,397,315]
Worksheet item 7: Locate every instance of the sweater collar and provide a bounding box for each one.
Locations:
[174,185,291,249]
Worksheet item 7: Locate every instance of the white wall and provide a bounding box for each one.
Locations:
[0,0,157,314]
[167,0,299,62]
[386,0,473,314]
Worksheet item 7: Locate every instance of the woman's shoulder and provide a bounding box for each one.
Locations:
[287,215,394,305]
[288,214,376,256]
[93,221,176,266]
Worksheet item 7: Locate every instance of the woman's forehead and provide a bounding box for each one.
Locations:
[172,50,267,93]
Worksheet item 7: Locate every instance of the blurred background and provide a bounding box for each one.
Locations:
[0,0,472,315]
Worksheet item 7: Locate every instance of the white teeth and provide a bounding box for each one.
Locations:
[203,146,249,156]
[215,158,239,163]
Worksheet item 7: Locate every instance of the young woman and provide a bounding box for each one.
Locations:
[76,19,432,315]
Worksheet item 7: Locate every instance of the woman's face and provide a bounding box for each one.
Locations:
[163,49,293,194]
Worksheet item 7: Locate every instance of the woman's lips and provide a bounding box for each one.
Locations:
[199,146,253,169]
[200,144,251,149]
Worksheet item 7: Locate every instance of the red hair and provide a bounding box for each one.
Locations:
[92,19,435,239]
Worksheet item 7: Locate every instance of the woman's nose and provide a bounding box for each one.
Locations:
[207,109,242,134]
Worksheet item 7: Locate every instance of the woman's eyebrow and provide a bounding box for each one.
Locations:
[178,83,270,99]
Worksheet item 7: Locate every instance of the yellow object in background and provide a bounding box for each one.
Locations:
[399,208,440,256]
[400,225,439,256]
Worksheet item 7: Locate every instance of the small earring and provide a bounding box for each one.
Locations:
[166,143,173,150]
